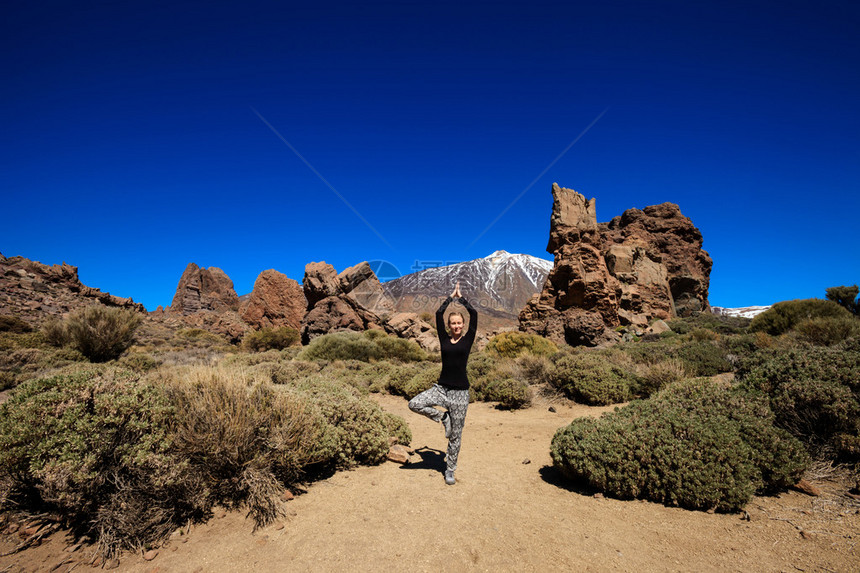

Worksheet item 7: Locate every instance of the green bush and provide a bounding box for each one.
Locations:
[389,364,440,399]
[635,358,687,397]
[795,316,860,346]
[486,331,558,358]
[750,299,850,336]
[667,313,750,336]
[825,284,859,316]
[162,366,323,525]
[118,352,161,372]
[737,344,860,451]
[0,362,414,556]
[516,353,554,385]
[476,377,532,409]
[41,317,69,347]
[548,352,635,405]
[0,344,87,391]
[299,330,426,363]
[0,366,188,556]
[673,341,733,376]
[0,315,32,333]
[174,328,228,348]
[242,326,301,352]
[270,360,324,384]
[66,305,143,362]
[551,378,809,512]
[288,376,411,471]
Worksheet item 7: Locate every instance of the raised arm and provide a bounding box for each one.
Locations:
[436,295,453,341]
[459,296,478,335]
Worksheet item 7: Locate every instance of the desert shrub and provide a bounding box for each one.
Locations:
[299,330,426,363]
[466,357,531,409]
[0,366,191,556]
[635,358,687,397]
[690,328,719,342]
[221,349,288,368]
[66,305,142,362]
[388,364,440,398]
[551,378,809,512]
[242,326,301,352]
[485,331,558,358]
[365,328,428,362]
[516,353,554,385]
[673,341,733,376]
[477,377,532,409]
[0,345,88,391]
[466,352,497,384]
[795,316,860,346]
[118,352,161,372]
[174,328,227,348]
[288,376,411,471]
[419,311,434,323]
[162,366,322,525]
[825,284,859,316]
[0,315,32,333]
[736,345,860,452]
[749,299,850,336]
[667,313,750,336]
[548,352,635,405]
[41,317,70,347]
[270,360,324,384]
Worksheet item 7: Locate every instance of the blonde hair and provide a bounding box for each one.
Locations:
[447,311,465,325]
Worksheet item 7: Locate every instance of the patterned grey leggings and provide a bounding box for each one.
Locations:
[408,384,469,472]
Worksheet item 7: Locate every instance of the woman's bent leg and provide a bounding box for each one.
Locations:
[408,384,446,423]
[444,389,469,472]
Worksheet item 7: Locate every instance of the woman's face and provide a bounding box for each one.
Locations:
[448,314,464,337]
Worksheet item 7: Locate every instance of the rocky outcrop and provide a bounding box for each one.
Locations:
[600,202,712,317]
[169,263,239,315]
[0,254,145,324]
[239,269,306,330]
[520,183,711,346]
[300,261,394,344]
[160,263,247,342]
[384,312,439,353]
[338,262,395,316]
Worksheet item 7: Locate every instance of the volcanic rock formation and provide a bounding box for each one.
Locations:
[169,263,240,314]
[520,183,711,346]
[163,263,247,342]
[239,269,306,330]
[0,253,145,325]
[300,261,393,344]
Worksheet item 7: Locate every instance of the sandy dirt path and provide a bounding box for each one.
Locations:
[3,394,859,572]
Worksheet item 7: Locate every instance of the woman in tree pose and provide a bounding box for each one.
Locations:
[408,281,478,485]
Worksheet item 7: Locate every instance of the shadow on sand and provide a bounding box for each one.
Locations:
[538,464,600,496]
[399,445,446,475]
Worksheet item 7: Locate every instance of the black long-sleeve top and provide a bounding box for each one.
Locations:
[436,296,478,389]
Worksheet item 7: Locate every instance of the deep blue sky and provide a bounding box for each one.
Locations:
[3,1,858,311]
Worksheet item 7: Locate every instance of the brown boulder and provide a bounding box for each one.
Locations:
[300,295,365,344]
[387,444,410,464]
[302,262,339,308]
[239,269,306,330]
[385,312,439,353]
[169,263,239,315]
[300,261,389,343]
[520,183,711,346]
[338,262,395,317]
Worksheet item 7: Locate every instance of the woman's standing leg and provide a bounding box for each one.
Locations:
[444,388,469,481]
